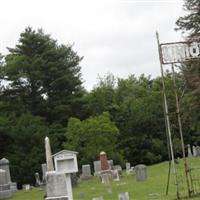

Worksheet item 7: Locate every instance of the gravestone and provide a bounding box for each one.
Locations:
[113,169,120,181]
[118,192,129,200]
[35,172,41,187]
[193,146,197,157]
[187,144,193,157]
[79,192,85,199]
[22,184,30,191]
[94,161,101,176]
[0,169,12,199]
[46,171,68,200]
[42,163,47,183]
[135,164,147,181]
[45,137,54,171]
[92,196,103,200]
[101,173,111,185]
[196,146,200,156]
[126,163,131,174]
[113,165,122,175]
[81,164,92,180]
[0,158,17,193]
[0,158,11,183]
[108,160,114,170]
[107,188,112,195]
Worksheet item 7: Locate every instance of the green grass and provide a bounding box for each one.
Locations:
[10,158,200,200]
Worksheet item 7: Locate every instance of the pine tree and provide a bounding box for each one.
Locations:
[1,27,84,125]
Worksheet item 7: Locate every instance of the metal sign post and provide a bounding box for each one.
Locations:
[156,32,180,199]
[156,32,196,198]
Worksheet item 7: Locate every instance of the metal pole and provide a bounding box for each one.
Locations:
[156,32,180,199]
[163,94,172,196]
[171,64,192,197]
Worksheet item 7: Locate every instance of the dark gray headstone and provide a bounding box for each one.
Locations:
[79,192,85,199]
[71,173,79,188]
[135,164,147,181]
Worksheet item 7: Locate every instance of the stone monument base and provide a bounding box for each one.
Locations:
[10,182,17,193]
[81,175,93,180]
[0,189,12,199]
[45,196,68,200]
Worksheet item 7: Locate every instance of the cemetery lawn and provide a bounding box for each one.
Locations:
[10,158,200,200]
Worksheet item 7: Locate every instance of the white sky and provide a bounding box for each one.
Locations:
[0,0,185,90]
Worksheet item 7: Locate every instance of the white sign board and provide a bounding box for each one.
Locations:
[53,150,78,174]
[160,41,200,64]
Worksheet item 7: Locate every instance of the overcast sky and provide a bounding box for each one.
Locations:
[0,0,185,90]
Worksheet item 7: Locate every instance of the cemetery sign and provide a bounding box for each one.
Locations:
[160,41,200,64]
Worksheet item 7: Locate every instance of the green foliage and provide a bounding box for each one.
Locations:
[1,27,84,125]
[0,113,49,187]
[175,0,200,142]
[64,112,124,166]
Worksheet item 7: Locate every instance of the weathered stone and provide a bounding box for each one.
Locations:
[113,165,122,175]
[10,182,17,193]
[35,172,41,187]
[113,169,120,181]
[42,163,47,183]
[193,146,197,157]
[118,192,129,200]
[196,146,200,156]
[135,164,147,182]
[79,192,85,199]
[187,144,193,157]
[45,137,54,171]
[53,150,78,174]
[0,158,11,183]
[45,171,68,200]
[94,161,101,176]
[0,158,17,193]
[0,169,12,199]
[126,163,131,174]
[81,164,92,180]
[22,184,31,190]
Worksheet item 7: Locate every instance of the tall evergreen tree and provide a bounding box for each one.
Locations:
[1,27,84,125]
[175,0,200,145]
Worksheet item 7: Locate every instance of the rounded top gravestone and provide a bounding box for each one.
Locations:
[0,158,9,165]
[0,158,11,183]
